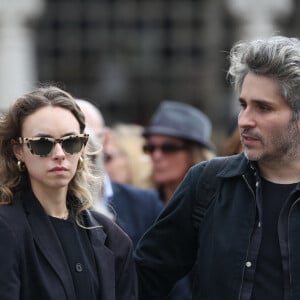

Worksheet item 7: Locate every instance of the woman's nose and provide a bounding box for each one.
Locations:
[52,142,66,158]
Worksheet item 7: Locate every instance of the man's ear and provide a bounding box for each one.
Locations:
[103,127,111,148]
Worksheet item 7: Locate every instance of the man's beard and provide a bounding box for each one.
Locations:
[243,118,300,163]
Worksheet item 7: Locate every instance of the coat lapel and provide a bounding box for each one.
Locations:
[84,210,116,300]
[21,190,76,300]
[20,189,117,300]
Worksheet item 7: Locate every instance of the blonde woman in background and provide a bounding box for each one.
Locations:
[105,123,154,189]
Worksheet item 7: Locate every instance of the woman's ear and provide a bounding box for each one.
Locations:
[12,142,24,161]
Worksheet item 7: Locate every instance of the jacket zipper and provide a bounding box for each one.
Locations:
[238,174,256,300]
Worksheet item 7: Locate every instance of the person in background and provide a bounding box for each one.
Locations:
[0,86,137,300]
[134,35,300,300]
[222,116,243,156]
[143,100,215,204]
[84,127,115,219]
[141,100,215,300]
[105,123,154,189]
[76,99,163,247]
[103,128,132,185]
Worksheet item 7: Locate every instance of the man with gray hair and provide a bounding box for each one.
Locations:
[134,35,300,300]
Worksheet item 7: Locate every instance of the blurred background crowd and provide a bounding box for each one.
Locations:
[0,0,299,152]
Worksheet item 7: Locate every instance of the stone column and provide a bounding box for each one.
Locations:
[226,0,294,39]
[0,0,45,112]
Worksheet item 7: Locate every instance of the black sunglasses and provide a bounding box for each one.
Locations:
[143,142,188,154]
[18,134,89,157]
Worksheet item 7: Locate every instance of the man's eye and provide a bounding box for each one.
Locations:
[258,105,271,112]
[239,100,246,109]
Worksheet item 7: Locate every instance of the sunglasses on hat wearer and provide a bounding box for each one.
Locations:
[17,134,89,157]
[143,142,189,155]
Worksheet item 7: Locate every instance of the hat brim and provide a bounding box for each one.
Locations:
[143,126,215,151]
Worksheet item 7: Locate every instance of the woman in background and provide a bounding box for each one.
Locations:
[143,100,215,204]
[105,123,154,189]
[141,100,215,300]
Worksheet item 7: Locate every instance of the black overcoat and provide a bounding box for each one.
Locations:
[0,189,137,300]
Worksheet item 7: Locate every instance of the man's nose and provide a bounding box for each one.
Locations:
[238,108,256,129]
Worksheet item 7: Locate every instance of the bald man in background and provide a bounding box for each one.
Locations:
[77,99,163,247]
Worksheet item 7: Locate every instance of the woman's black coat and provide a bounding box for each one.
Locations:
[0,190,137,300]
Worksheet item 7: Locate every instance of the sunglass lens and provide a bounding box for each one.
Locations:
[29,139,53,156]
[143,143,187,154]
[160,144,179,153]
[62,137,84,154]
[143,144,154,154]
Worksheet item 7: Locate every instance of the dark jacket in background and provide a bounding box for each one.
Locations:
[110,181,164,247]
[111,181,192,300]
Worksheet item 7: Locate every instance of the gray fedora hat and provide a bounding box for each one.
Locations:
[144,100,214,150]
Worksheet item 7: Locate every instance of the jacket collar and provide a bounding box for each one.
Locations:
[82,210,117,299]
[18,189,76,299]
[216,153,257,178]
[15,188,118,299]
[19,189,116,300]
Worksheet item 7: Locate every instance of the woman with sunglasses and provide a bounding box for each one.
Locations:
[143,100,215,205]
[0,86,137,300]
[141,101,215,300]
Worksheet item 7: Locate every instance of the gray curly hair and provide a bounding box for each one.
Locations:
[228,35,300,116]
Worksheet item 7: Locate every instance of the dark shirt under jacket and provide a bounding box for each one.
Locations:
[241,175,297,300]
[250,179,297,300]
[50,216,100,300]
[0,188,137,300]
